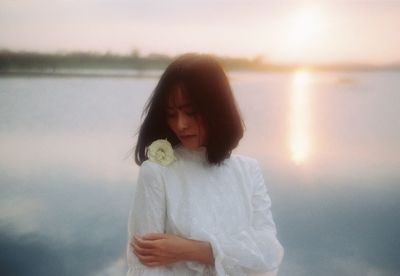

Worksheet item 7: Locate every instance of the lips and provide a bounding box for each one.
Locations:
[180,134,196,139]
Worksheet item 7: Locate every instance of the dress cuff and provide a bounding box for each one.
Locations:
[185,261,214,276]
[207,234,227,275]
[188,230,227,276]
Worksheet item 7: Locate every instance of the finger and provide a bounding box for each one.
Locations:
[136,252,159,264]
[135,250,173,267]
[130,241,139,253]
[130,240,143,252]
[142,233,165,240]
[133,243,154,256]
[134,236,157,249]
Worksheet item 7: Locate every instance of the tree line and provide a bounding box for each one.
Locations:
[0,49,398,73]
[0,50,277,72]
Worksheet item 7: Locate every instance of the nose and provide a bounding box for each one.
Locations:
[177,113,189,131]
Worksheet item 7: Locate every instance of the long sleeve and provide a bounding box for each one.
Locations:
[126,161,174,275]
[201,159,284,276]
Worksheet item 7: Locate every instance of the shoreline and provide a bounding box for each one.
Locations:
[1,67,399,79]
[0,69,163,79]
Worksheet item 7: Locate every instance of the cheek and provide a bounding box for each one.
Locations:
[166,119,177,132]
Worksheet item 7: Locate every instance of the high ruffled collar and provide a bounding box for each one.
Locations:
[175,144,207,163]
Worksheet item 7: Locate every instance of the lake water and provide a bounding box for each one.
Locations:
[0,70,399,276]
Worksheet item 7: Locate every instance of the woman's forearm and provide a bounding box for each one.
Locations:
[183,239,215,265]
[133,233,215,267]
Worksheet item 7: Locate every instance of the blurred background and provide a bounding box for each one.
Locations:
[0,0,399,275]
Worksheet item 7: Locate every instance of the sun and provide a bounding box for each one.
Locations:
[290,6,323,44]
[282,5,325,62]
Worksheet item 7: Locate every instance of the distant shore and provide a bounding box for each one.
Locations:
[1,50,399,76]
[0,69,163,79]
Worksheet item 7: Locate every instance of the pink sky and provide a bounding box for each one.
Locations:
[1,0,399,64]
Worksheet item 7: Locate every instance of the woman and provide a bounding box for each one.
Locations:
[127,53,284,275]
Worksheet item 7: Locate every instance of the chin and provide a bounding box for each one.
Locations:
[181,142,200,150]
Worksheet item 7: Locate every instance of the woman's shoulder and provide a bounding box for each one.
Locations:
[228,153,260,169]
[228,153,267,190]
[138,159,170,179]
[140,159,164,169]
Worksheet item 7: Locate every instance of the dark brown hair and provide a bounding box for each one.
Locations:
[134,53,244,165]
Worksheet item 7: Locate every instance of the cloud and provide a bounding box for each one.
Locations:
[274,174,400,276]
[0,228,127,276]
[329,257,394,276]
[280,254,396,276]
[0,197,44,235]
[0,174,132,275]
[94,256,127,276]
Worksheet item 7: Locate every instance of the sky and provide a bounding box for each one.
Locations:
[1,0,400,65]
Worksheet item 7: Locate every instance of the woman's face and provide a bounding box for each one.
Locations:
[166,86,207,150]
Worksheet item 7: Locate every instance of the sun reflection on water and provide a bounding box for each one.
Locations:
[289,69,312,164]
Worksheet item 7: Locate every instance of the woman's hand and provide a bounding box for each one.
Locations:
[131,233,214,267]
[131,233,188,267]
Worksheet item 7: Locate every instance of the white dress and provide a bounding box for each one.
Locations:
[126,145,284,276]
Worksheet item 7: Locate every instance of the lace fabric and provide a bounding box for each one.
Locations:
[126,145,284,275]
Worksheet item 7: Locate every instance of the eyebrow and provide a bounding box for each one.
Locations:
[166,103,193,110]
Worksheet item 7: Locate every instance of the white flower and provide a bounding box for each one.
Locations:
[146,139,176,166]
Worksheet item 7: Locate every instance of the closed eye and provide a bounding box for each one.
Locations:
[166,106,197,117]
[185,110,197,116]
[166,111,177,118]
